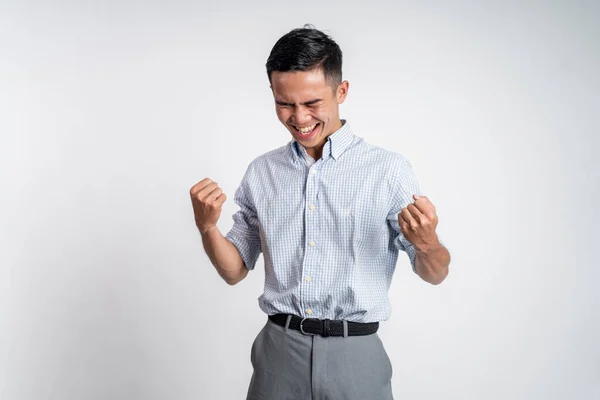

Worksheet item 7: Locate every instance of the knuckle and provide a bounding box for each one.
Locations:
[198,178,210,187]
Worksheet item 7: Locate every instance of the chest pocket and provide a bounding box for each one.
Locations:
[318,186,358,252]
[320,182,388,256]
[334,203,355,245]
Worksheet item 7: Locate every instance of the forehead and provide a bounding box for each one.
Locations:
[271,69,332,100]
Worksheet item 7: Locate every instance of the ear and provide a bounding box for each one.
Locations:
[336,80,349,104]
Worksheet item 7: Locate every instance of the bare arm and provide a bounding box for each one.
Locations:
[415,243,450,285]
[190,178,249,286]
[200,225,248,286]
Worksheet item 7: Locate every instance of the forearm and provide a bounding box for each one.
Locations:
[200,226,248,285]
[414,244,451,285]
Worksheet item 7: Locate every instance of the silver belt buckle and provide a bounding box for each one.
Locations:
[299,318,317,336]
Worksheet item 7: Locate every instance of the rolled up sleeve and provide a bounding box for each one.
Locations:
[386,156,422,273]
[225,165,262,270]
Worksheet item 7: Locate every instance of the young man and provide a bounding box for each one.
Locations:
[190,25,451,400]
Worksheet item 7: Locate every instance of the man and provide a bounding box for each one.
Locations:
[190,25,451,400]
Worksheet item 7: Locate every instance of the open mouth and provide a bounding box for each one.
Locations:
[292,123,320,139]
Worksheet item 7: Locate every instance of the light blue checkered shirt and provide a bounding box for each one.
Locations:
[225,120,423,322]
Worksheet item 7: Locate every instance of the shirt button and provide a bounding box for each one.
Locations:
[308,241,316,247]
[311,169,317,175]
[305,276,312,282]
[309,204,316,210]
[306,308,313,315]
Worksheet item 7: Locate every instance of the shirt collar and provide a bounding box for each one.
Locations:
[288,119,355,163]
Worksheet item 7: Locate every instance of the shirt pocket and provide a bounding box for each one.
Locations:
[342,198,387,256]
[330,203,356,252]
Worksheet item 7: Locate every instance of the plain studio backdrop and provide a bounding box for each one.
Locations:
[1,1,598,399]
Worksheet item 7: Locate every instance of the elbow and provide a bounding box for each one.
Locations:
[223,266,249,286]
[415,249,451,285]
[417,265,449,285]
[225,276,243,286]
[225,278,239,286]
[428,275,446,285]
[428,267,449,285]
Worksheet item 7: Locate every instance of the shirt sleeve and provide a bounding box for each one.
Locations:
[386,156,422,273]
[225,164,262,271]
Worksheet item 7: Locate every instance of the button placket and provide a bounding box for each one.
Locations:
[302,165,320,317]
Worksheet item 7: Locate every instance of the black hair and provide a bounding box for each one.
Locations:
[266,24,343,87]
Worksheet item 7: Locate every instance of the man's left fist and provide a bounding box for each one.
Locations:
[398,194,441,254]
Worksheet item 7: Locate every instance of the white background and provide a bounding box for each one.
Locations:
[1,1,598,399]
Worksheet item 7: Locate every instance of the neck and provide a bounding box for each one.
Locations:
[330,119,343,134]
[305,119,343,160]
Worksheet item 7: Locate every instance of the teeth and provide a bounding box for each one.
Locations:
[295,124,317,134]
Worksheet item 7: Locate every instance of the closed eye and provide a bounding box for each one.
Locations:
[303,99,322,106]
[275,99,323,107]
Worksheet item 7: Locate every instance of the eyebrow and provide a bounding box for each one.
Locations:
[275,98,323,106]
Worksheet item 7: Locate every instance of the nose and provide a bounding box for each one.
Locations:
[291,106,312,125]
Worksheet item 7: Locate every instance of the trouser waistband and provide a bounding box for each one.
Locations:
[268,313,379,337]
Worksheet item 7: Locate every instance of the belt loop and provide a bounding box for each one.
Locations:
[343,320,348,338]
[284,314,292,331]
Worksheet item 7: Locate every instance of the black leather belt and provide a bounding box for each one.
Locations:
[268,313,379,337]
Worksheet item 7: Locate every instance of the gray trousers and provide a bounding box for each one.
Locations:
[246,316,394,400]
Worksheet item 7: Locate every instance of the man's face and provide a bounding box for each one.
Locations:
[270,68,348,159]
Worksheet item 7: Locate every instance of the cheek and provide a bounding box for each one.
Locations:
[276,109,290,122]
[315,108,330,123]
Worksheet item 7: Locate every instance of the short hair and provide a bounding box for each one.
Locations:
[266,24,343,87]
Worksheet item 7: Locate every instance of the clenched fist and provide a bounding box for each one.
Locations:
[398,194,441,254]
[190,178,227,234]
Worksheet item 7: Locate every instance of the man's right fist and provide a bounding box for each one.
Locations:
[190,178,227,234]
